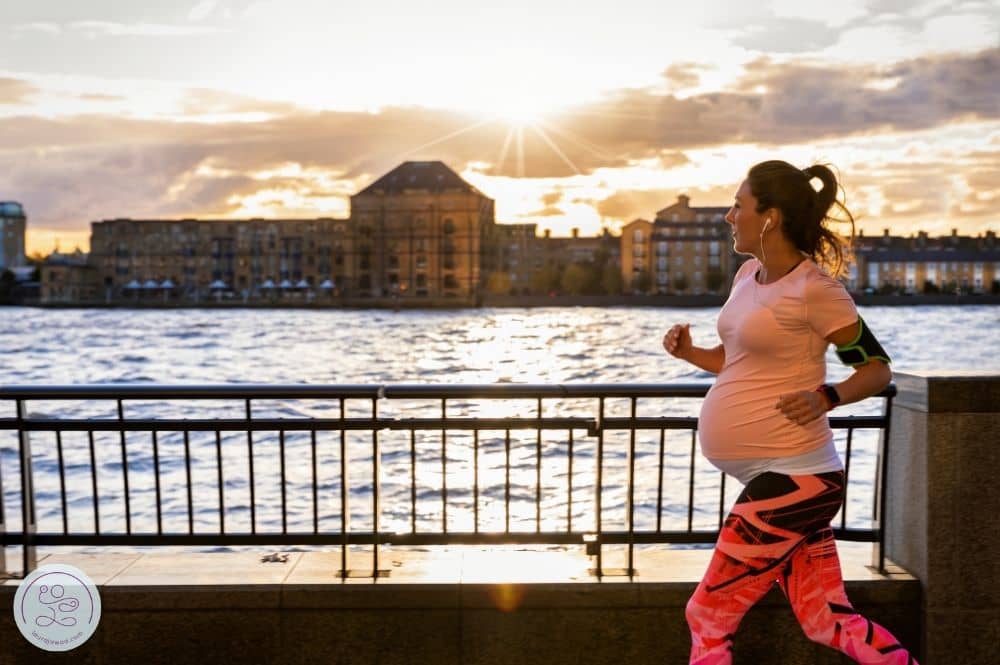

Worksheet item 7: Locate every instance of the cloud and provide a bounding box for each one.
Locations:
[731,18,845,54]
[68,20,225,37]
[14,22,62,35]
[78,92,127,102]
[661,62,709,90]
[188,0,219,21]
[1,49,996,236]
[0,78,39,104]
[592,189,675,221]
[521,206,564,218]
[179,88,301,115]
[540,191,563,206]
[554,47,999,155]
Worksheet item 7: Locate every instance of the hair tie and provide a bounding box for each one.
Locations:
[803,169,823,193]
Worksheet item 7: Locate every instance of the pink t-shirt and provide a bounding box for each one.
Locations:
[697,258,859,460]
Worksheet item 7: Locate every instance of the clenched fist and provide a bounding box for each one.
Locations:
[663,323,693,360]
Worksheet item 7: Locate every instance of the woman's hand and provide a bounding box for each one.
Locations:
[663,323,693,360]
[776,390,829,425]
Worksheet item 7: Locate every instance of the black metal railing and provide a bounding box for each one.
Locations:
[0,383,895,578]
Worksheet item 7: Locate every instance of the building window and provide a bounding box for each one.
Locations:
[443,219,456,234]
[633,229,643,243]
[657,241,668,255]
[444,274,459,289]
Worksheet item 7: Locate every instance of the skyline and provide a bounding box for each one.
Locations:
[1,1,998,255]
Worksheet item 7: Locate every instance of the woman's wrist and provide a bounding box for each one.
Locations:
[814,384,840,411]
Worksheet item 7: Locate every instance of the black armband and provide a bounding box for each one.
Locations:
[835,317,891,366]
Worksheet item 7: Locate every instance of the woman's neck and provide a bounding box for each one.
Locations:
[757,248,805,284]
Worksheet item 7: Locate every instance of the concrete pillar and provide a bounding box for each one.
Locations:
[885,371,1000,664]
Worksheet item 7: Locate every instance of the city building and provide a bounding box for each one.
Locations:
[40,249,99,303]
[488,222,542,295]
[90,217,352,302]
[1,201,27,271]
[349,161,494,299]
[85,161,495,302]
[854,228,1000,294]
[621,195,739,294]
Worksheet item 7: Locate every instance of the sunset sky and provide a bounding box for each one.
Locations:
[1,0,997,255]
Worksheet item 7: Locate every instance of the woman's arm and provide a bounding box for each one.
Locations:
[824,320,892,406]
[776,319,892,424]
[662,324,726,374]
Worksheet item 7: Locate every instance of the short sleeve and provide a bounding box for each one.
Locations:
[805,272,858,338]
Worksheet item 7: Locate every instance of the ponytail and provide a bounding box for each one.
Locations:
[748,160,856,278]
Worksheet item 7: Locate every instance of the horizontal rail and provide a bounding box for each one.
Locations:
[0,383,900,400]
[1,527,877,547]
[3,417,597,432]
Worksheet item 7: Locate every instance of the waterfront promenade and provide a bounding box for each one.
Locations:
[1,371,997,663]
[1,543,917,665]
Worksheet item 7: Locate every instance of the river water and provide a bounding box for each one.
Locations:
[1,305,996,552]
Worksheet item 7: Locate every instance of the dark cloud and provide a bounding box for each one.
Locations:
[558,48,999,153]
[0,77,39,104]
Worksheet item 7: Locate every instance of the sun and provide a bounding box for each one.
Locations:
[492,104,543,127]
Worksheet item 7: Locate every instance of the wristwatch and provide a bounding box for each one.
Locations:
[816,384,841,411]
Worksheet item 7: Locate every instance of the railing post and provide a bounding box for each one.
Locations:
[592,397,605,577]
[339,397,350,577]
[872,393,893,572]
[0,411,6,577]
[16,399,37,575]
[371,395,382,578]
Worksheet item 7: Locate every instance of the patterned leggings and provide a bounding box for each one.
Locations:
[685,471,917,664]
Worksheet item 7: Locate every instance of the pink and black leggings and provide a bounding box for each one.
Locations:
[685,471,918,664]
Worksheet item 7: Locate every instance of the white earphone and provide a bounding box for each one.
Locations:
[762,217,771,232]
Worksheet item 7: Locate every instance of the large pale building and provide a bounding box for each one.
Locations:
[0,201,27,271]
[621,195,739,295]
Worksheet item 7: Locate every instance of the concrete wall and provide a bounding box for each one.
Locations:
[886,371,1000,664]
[1,547,918,665]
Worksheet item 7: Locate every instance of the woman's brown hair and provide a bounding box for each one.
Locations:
[747,160,856,277]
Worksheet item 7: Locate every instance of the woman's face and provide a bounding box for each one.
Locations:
[725,180,770,256]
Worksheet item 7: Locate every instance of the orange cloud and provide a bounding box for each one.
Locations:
[0,77,39,104]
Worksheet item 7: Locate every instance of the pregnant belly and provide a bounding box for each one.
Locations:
[698,380,827,459]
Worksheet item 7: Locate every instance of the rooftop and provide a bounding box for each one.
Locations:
[354,161,487,197]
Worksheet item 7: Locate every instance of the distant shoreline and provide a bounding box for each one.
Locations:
[10,293,1000,309]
